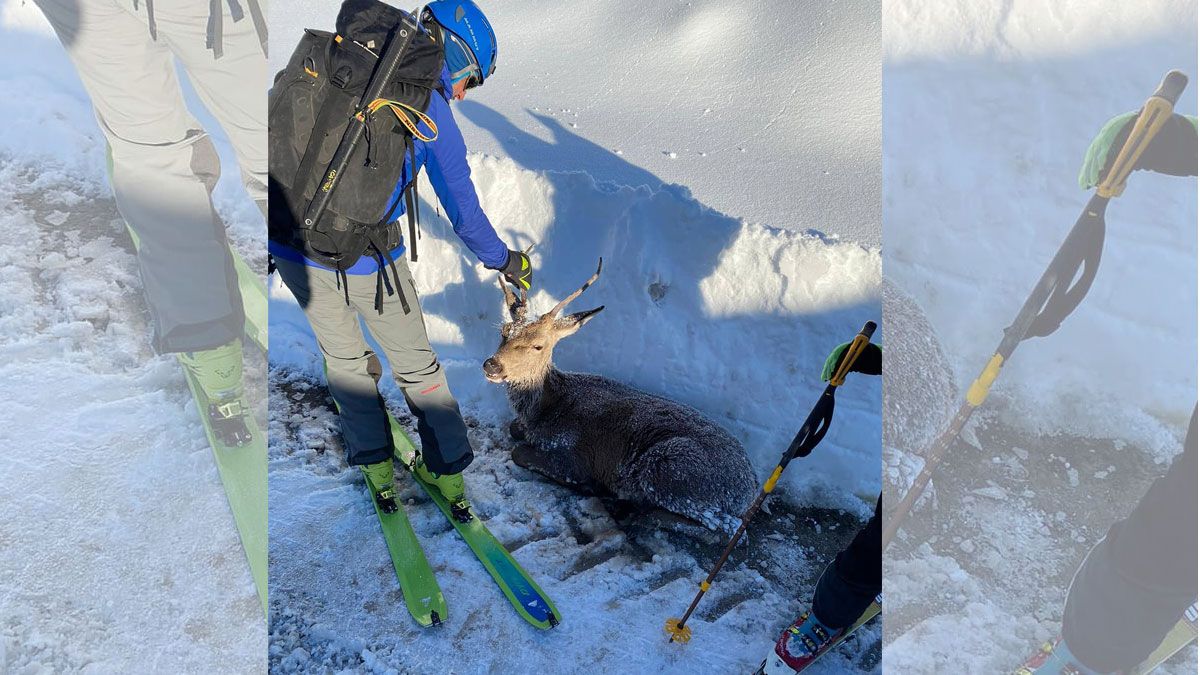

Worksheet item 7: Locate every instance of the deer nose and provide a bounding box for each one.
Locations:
[482,358,503,378]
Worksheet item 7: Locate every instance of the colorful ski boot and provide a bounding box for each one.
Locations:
[177,340,252,447]
[414,462,472,523]
[361,459,399,514]
[1015,639,1103,675]
[771,610,845,672]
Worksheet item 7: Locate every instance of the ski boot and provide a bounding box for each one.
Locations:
[1015,638,1105,675]
[177,340,252,447]
[414,462,472,523]
[768,610,845,673]
[361,459,399,515]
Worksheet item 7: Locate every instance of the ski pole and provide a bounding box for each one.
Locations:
[665,320,878,644]
[881,70,1190,550]
[302,20,419,229]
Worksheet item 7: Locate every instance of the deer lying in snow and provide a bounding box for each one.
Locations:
[482,260,756,533]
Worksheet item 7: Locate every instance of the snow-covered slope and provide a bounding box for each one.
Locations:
[885,0,1198,457]
[0,3,266,671]
[270,156,882,503]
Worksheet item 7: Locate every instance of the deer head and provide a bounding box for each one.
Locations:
[482,259,605,389]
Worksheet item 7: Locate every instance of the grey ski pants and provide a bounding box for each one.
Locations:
[33,0,267,353]
[275,257,474,474]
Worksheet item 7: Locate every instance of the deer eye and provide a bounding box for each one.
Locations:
[533,345,544,351]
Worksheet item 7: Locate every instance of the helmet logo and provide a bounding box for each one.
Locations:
[455,5,466,21]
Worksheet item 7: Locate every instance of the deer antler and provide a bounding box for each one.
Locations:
[499,275,528,322]
[548,258,603,318]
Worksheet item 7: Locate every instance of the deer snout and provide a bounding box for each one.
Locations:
[482,357,505,383]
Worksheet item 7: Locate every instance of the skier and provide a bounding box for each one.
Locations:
[270,0,532,520]
[768,341,883,672]
[1017,109,1197,675]
[31,0,267,440]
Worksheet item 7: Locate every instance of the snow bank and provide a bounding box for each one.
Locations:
[271,155,883,505]
[885,0,1195,62]
[885,0,1197,458]
[270,0,882,246]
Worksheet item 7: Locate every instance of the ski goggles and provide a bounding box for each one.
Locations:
[443,30,493,89]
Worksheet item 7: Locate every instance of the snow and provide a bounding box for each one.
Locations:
[266,1,881,672]
[883,1,1197,672]
[885,0,1198,457]
[0,2,266,671]
[268,0,883,247]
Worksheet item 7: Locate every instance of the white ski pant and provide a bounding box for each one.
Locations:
[33,0,267,352]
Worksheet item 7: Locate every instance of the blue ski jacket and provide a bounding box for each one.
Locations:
[269,67,509,273]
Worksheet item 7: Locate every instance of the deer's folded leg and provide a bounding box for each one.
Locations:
[512,442,592,490]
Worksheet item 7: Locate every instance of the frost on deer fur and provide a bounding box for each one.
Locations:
[486,266,757,534]
[507,371,756,533]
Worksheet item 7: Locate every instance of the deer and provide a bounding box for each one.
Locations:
[481,260,757,534]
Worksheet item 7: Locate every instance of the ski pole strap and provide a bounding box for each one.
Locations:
[365,98,439,142]
[1025,194,1107,339]
[1097,70,1189,198]
[788,395,834,459]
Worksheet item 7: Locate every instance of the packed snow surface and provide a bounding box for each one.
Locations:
[0,2,267,671]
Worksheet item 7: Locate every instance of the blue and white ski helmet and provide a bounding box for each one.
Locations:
[424,0,497,86]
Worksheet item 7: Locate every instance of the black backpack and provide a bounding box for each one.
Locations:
[268,0,444,310]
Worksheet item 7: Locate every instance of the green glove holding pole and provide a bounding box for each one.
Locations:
[821,341,883,382]
[1079,111,1197,190]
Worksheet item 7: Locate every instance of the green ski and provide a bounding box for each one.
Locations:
[123,210,269,613]
[180,367,268,613]
[232,249,268,354]
[1131,602,1197,675]
[360,469,448,628]
[388,415,561,630]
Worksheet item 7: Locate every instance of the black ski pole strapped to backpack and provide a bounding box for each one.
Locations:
[666,321,878,645]
[269,0,446,312]
[303,22,418,230]
[881,70,1190,550]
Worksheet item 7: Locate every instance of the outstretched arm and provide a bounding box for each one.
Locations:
[424,94,510,269]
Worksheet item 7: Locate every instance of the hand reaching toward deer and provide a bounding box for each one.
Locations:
[496,249,534,291]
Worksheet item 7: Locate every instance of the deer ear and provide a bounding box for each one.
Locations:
[556,306,604,336]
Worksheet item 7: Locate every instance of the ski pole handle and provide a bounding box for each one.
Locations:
[829,320,878,386]
[1098,70,1190,198]
[1153,69,1190,106]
